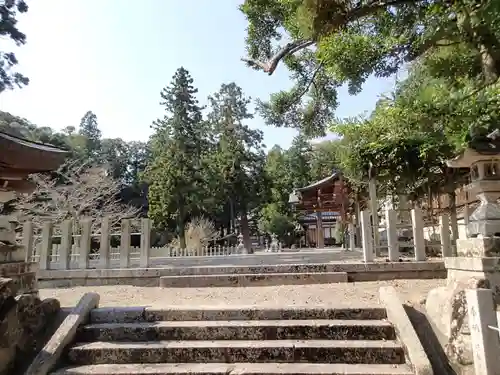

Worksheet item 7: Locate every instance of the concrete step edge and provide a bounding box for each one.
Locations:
[51,362,414,375]
[82,319,393,330]
[69,339,403,350]
[159,271,348,279]
[89,306,387,323]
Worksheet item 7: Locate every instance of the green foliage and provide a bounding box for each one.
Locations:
[240,0,500,134]
[258,202,296,239]
[0,0,29,93]
[205,82,268,216]
[78,111,102,162]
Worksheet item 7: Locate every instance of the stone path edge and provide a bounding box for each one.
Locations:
[36,261,446,289]
[379,286,432,375]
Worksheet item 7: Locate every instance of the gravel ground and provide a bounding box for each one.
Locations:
[40,279,445,308]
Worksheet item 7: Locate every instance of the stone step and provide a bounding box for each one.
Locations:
[159,263,346,276]
[66,340,405,365]
[159,272,348,288]
[90,306,387,323]
[52,362,414,375]
[78,319,396,342]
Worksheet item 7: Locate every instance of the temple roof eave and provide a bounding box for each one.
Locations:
[0,131,69,174]
[295,172,339,193]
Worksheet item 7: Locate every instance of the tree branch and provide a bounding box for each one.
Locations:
[241,40,314,75]
[241,0,421,75]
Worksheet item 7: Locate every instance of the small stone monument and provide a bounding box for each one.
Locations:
[236,232,247,254]
[426,125,500,365]
[269,233,279,252]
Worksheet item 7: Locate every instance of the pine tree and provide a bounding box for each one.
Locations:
[78,111,102,162]
[143,67,207,248]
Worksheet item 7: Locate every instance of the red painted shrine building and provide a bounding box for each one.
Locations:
[289,172,349,248]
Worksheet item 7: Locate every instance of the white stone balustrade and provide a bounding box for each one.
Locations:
[360,207,453,263]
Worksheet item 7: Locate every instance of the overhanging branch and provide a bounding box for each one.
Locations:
[241,40,314,75]
[241,0,422,75]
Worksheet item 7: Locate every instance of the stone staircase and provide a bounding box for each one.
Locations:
[51,306,414,375]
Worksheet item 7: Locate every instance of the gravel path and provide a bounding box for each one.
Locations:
[40,279,445,308]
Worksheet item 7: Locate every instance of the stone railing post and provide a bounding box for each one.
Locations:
[59,220,73,270]
[120,219,131,268]
[385,209,399,261]
[78,219,92,269]
[411,207,426,261]
[140,218,151,268]
[99,217,110,269]
[22,220,34,263]
[348,223,355,251]
[439,213,452,257]
[466,288,500,375]
[39,221,53,270]
[360,210,374,262]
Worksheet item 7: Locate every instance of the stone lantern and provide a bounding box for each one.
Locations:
[447,147,500,238]
[425,126,500,365]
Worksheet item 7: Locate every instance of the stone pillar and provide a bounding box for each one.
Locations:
[440,213,452,257]
[369,179,380,256]
[316,212,324,248]
[140,218,151,267]
[119,219,131,268]
[348,223,355,251]
[361,210,374,262]
[466,288,500,375]
[99,217,110,269]
[385,209,399,261]
[411,207,426,261]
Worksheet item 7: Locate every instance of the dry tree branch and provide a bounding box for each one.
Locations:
[13,161,140,236]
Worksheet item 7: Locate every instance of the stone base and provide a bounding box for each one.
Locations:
[0,277,61,375]
[426,252,500,365]
[456,237,500,257]
[0,262,38,295]
[445,256,500,301]
[426,278,490,365]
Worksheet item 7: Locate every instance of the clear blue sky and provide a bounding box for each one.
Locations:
[1,0,397,149]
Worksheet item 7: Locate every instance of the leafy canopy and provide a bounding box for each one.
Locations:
[240,0,500,135]
[0,0,29,93]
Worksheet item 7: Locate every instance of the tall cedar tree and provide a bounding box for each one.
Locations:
[206,82,267,248]
[78,111,102,162]
[144,67,206,248]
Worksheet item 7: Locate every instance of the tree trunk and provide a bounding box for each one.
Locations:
[240,204,252,251]
[448,191,459,244]
[458,9,500,82]
[177,202,186,249]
